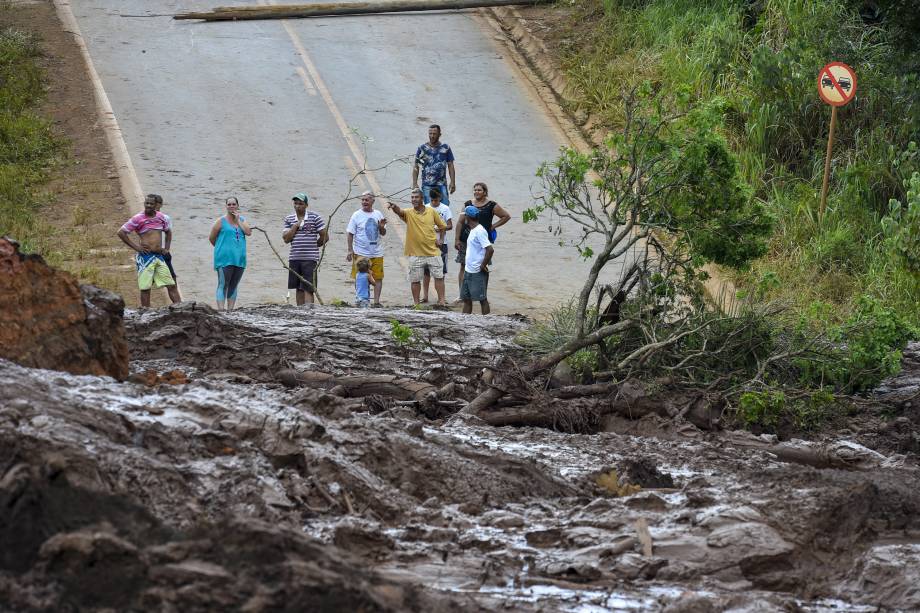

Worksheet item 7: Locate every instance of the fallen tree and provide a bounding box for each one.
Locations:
[461,87,772,418]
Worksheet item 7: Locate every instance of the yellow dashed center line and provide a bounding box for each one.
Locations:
[273,12,408,271]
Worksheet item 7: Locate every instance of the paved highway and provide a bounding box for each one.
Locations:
[71,0,610,312]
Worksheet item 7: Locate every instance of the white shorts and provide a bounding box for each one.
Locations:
[409,255,444,282]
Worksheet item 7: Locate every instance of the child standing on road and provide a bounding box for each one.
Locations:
[354,258,376,308]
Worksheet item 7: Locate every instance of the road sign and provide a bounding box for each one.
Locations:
[817,62,858,217]
[817,62,857,107]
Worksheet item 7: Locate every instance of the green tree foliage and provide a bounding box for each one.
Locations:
[527,88,771,339]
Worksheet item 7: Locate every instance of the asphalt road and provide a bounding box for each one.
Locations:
[70,0,612,313]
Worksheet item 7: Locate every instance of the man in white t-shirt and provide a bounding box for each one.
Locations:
[346,191,388,306]
[422,187,453,303]
[460,205,493,315]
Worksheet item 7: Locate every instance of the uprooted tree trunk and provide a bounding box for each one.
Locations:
[477,379,723,431]
[461,318,634,415]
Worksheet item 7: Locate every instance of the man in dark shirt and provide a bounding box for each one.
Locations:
[412,124,456,205]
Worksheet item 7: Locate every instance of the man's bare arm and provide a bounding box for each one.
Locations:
[481,245,494,271]
[387,202,407,221]
[282,223,298,244]
[412,163,420,188]
[448,161,456,194]
[117,229,141,252]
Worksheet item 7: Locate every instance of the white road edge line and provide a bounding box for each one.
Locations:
[51,0,144,211]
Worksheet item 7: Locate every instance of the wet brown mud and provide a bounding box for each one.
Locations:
[2,306,920,611]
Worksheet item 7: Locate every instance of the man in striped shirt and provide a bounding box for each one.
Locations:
[282,193,328,306]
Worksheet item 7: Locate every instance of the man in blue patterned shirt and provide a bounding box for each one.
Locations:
[412,124,456,205]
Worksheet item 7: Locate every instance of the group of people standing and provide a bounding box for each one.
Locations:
[116,125,511,314]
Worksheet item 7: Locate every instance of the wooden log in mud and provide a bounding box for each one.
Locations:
[724,432,901,471]
[278,369,437,401]
[174,0,552,21]
[480,381,723,431]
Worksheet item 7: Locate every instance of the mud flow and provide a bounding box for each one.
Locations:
[2,304,920,611]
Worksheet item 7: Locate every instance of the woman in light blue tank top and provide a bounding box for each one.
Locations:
[208,197,251,310]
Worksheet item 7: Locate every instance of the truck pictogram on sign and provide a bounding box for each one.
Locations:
[817,62,857,106]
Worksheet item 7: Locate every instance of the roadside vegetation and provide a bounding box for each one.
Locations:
[0,12,126,291]
[0,25,64,260]
[506,0,919,433]
[552,0,919,324]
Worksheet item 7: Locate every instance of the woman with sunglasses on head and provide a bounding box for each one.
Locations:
[209,196,251,311]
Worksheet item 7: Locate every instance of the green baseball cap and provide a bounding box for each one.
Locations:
[292,192,308,203]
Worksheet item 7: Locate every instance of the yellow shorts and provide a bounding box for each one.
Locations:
[137,256,175,290]
[351,256,384,280]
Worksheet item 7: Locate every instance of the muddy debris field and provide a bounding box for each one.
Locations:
[2,303,920,611]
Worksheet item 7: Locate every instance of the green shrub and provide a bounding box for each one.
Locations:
[738,389,838,432]
[882,171,920,273]
[389,320,414,346]
[797,295,918,392]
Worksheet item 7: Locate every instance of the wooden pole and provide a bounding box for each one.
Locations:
[175,0,552,21]
[819,105,838,219]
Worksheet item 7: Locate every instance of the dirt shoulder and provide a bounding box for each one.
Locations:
[2,0,135,300]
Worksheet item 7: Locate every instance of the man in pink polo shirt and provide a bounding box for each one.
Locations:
[117,194,181,307]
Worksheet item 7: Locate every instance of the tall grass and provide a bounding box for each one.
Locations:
[0,25,63,258]
[558,0,920,323]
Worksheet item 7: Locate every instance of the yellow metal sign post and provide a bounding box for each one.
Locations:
[817,62,857,218]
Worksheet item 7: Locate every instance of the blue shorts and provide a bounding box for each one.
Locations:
[422,183,449,206]
[460,270,489,302]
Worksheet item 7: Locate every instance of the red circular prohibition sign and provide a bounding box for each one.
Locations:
[817,62,857,107]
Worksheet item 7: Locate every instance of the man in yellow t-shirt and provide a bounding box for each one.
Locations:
[388,188,447,306]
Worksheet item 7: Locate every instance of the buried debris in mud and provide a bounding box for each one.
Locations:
[2,299,920,609]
